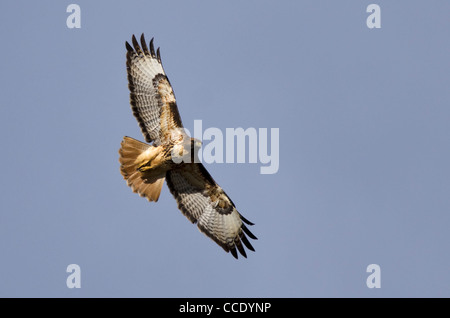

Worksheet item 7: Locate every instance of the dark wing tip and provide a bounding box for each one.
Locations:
[241,234,255,252]
[228,222,257,259]
[149,37,156,57]
[236,242,248,258]
[128,34,159,60]
[131,34,142,54]
[140,33,150,55]
[240,213,255,226]
[230,247,238,259]
[125,41,133,52]
[242,223,258,240]
[156,47,161,62]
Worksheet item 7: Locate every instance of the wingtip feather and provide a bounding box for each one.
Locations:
[150,37,156,57]
[140,33,149,55]
[157,47,161,62]
[230,247,238,259]
[242,223,258,240]
[236,242,247,258]
[241,235,255,252]
[131,34,142,54]
[125,41,133,52]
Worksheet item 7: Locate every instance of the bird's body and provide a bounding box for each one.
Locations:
[119,34,257,258]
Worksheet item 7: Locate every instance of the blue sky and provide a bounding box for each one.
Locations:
[0,1,449,297]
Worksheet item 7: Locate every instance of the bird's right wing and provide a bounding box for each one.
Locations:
[166,164,257,259]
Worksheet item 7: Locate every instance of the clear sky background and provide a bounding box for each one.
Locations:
[0,1,449,297]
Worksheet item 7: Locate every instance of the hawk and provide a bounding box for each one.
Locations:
[118,34,257,259]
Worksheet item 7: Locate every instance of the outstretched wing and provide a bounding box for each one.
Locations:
[166,164,257,259]
[126,34,184,146]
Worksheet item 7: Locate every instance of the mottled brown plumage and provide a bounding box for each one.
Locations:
[119,34,256,258]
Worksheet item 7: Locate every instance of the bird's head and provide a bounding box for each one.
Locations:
[191,138,203,150]
[189,138,202,163]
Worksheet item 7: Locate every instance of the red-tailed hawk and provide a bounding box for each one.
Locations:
[118,34,257,259]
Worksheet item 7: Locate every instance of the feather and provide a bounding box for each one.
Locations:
[131,34,142,55]
[149,37,156,57]
[156,47,161,62]
[140,33,150,55]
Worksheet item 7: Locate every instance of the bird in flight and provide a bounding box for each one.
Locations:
[118,34,257,258]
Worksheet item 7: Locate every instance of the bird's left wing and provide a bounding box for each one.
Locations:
[126,34,185,146]
[166,164,257,259]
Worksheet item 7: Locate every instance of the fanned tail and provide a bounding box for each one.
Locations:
[119,136,165,202]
